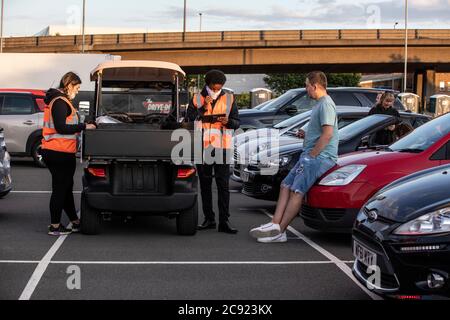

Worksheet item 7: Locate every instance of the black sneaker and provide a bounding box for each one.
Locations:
[48,225,72,236]
[71,222,81,233]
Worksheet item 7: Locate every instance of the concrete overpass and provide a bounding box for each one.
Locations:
[3,29,450,102]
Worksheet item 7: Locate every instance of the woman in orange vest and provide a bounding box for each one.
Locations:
[185,70,240,234]
[41,72,96,236]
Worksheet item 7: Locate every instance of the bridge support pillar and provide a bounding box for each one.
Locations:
[414,69,436,113]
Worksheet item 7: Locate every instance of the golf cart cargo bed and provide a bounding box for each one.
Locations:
[83,128,195,160]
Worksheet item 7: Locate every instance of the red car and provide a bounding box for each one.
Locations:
[302,112,450,233]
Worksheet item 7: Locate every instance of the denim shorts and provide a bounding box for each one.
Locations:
[281,154,336,195]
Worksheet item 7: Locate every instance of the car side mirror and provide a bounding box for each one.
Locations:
[285,105,297,116]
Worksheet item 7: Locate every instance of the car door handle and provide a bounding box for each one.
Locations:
[23,121,35,125]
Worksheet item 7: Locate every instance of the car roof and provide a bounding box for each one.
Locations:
[0,89,46,96]
[336,106,370,113]
[286,87,399,94]
[91,60,186,82]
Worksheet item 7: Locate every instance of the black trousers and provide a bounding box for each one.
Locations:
[196,162,231,224]
[42,149,78,225]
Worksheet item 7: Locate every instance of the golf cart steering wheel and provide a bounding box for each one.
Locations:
[144,113,166,125]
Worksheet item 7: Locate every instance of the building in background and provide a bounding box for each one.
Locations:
[225,74,269,95]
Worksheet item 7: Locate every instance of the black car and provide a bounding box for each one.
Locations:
[0,128,12,198]
[239,111,431,201]
[352,164,450,299]
[238,87,405,130]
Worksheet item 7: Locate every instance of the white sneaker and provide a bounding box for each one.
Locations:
[257,232,287,243]
[249,222,281,239]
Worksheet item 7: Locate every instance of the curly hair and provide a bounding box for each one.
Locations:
[205,69,227,86]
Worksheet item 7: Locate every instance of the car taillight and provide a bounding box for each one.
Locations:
[35,98,46,112]
[394,295,422,300]
[177,168,196,179]
[88,167,106,178]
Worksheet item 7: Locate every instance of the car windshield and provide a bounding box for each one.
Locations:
[274,110,312,129]
[338,114,391,141]
[259,89,303,112]
[253,99,273,110]
[390,113,450,152]
[98,82,173,116]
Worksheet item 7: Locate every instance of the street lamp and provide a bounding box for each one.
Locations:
[0,0,4,54]
[403,0,408,92]
[82,0,86,53]
[183,0,187,34]
[199,13,203,32]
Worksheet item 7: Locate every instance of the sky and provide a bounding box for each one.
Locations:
[2,0,450,37]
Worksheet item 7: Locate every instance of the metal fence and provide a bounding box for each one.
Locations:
[4,29,450,49]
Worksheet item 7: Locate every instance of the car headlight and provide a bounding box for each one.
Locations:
[249,143,270,158]
[272,156,292,167]
[318,165,366,186]
[0,134,5,148]
[394,208,450,236]
[4,152,10,169]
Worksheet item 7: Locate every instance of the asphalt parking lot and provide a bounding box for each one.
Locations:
[0,157,379,300]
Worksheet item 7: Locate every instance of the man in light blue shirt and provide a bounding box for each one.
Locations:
[250,71,338,243]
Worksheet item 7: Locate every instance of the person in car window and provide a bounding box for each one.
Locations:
[249,71,338,243]
[368,92,400,145]
[41,72,96,236]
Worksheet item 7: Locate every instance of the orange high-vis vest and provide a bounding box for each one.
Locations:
[41,96,80,154]
[193,93,234,149]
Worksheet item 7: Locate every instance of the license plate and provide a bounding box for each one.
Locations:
[353,240,377,268]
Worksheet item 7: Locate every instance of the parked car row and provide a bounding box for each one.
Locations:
[234,107,431,201]
[236,108,450,298]
[238,87,405,130]
[0,127,12,198]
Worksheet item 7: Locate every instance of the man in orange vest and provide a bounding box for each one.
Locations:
[185,70,240,234]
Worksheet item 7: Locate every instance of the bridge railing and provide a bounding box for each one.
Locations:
[3,29,450,48]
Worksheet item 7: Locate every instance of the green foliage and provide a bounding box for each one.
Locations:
[264,73,362,94]
[235,93,251,109]
[263,74,307,95]
[186,74,206,93]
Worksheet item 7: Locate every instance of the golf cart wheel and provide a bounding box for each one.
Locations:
[176,200,198,236]
[80,193,101,235]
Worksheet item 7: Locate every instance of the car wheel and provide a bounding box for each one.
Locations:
[32,140,46,168]
[0,190,11,199]
[80,193,101,235]
[176,200,198,236]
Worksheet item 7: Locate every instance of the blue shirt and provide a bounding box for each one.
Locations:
[303,95,339,162]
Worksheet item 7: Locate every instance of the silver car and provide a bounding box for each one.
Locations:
[0,90,46,167]
[0,128,12,198]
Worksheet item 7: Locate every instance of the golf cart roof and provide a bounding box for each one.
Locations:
[90,60,186,82]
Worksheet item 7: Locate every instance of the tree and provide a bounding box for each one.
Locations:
[264,73,362,95]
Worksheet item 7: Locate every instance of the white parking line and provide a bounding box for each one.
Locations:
[0,260,39,264]
[10,191,82,194]
[259,209,382,301]
[18,230,71,301]
[0,260,354,265]
[48,260,355,265]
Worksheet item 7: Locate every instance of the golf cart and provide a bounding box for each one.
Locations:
[81,60,198,235]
